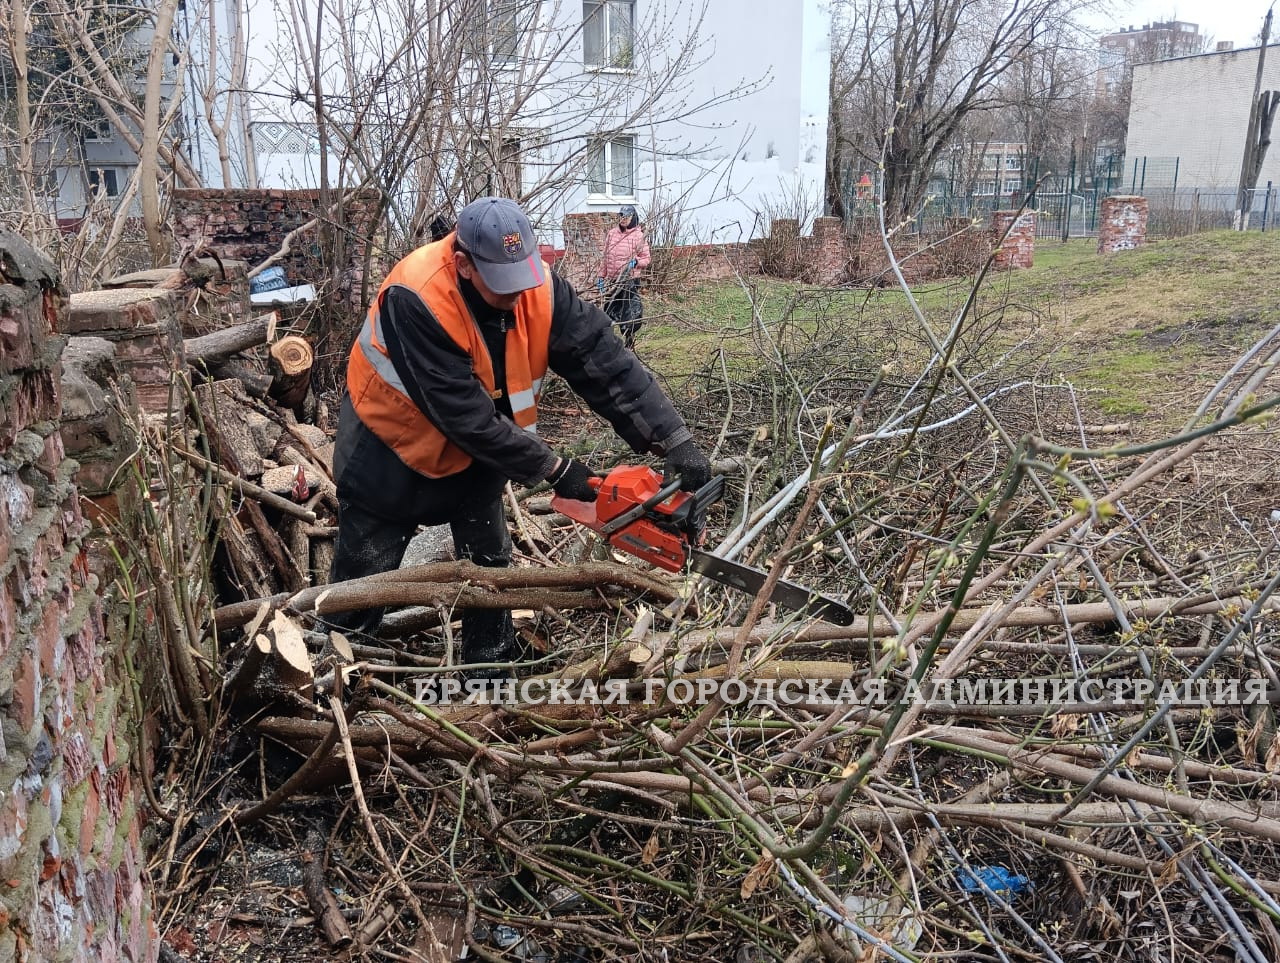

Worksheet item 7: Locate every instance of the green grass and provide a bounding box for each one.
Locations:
[645,230,1280,422]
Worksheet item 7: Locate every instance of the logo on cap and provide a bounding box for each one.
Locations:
[503,232,523,256]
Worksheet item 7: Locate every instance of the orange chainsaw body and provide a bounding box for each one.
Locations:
[550,465,695,572]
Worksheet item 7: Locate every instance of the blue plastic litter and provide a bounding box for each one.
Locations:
[250,266,289,294]
[957,865,1032,897]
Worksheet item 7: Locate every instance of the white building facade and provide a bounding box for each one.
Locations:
[200,0,830,245]
[1126,44,1280,191]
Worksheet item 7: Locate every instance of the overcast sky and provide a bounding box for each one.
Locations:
[1102,1,1275,49]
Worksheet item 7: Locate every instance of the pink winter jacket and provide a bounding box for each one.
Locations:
[601,226,651,281]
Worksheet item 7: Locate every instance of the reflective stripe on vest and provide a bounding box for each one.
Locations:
[347,235,554,477]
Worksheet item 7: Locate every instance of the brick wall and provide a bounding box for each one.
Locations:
[170,188,381,307]
[1098,196,1149,253]
[0,232,153,963]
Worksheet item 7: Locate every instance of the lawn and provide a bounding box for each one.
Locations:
[643,229,1280,422]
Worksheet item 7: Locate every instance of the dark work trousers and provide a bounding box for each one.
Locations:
[329,396,515,669]
[605,279,643,349]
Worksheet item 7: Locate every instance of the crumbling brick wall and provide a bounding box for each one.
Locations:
[171,188,383,389]
[170,188,381,307]
[0,232,153,962]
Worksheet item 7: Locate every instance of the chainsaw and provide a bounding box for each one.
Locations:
[551,465,854,626]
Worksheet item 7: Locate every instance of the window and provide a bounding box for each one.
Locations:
[1004,154,1021,170]
[491,0,520,61]
[588,135,635,198]
[83,116,114,143]
[470,136,524,198]
[976,179,997,196]
[87,168,120,198]
[1003,178,1021,195]
[583,1,635,69]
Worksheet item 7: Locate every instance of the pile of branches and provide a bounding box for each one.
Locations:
[136,266,1280,963]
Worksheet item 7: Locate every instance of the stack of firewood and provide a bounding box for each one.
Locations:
[183,312,338,601]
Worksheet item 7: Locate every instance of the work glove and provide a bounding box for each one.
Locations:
[595,277,606,294]
[547,458,598,501]
[664,440,712,492]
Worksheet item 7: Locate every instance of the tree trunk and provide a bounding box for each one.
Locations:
[6,0,39,238]
[140,0,181,264]
[185,317,272,367]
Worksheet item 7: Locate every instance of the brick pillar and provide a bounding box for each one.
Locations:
[992,210,1036,269]
[810,217,846,285]
[0,232,154,963]
[1098,195,1149,253]
[62,288,184,415]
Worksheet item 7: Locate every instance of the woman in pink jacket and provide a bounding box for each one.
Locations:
[597,205,651,349]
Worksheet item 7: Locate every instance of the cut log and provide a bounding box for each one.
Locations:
[279,446,338,508]
[311,537,335,588]
[261,464,325,498]
[185,316,271,368]
[175,446,318,524]
[284,423,335,478]
[288,518,312,586]
[224,632,273,701]
[270,610,315,701]
[269,335,314,411]
[192,379,281,477]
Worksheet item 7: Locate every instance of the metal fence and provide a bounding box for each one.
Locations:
[840,155,1279,239]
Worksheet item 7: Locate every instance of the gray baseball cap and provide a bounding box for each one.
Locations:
[455,197,547,295]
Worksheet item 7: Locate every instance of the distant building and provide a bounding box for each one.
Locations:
[1125,43,1280,190]
[971,143,1026,200]
[1098,20,1208,95]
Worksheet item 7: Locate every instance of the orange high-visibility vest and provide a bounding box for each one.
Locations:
[346,234,554,478]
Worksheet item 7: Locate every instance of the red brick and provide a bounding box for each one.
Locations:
[62,733,93,787]
[11,650,40,732]
[40,603,65,678]
[79,772,102,860]
[0,313,36,375]
[62,289,178,336]
[40,847,61,883]
[991,210,1035,269]
[1098,195,1149,253]
[103,768,130,824]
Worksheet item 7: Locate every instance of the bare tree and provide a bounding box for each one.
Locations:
[247,0,758,246]
[827,0,1094,223]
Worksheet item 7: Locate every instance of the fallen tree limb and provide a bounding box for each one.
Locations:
[212,560,680,630]
[301,830,353,949]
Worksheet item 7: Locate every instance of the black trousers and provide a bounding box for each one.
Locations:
[329,397,515,669]
[605,279,643,348]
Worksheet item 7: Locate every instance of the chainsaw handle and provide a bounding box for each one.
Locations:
[668,474,726,534]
